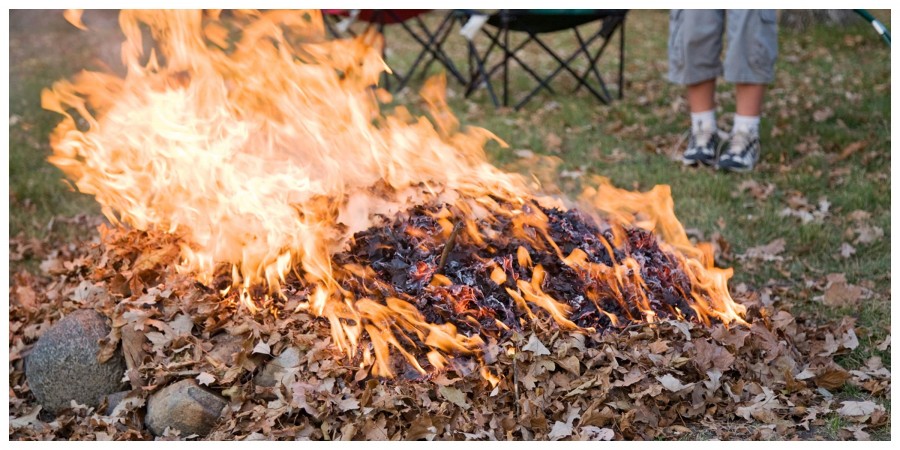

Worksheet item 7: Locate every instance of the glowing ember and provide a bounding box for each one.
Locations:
[43,10,746,379]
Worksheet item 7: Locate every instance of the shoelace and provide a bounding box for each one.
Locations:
[692,129,714,147]
[725,131,752,155]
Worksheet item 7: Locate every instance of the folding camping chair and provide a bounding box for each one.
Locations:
[460,10,627,110]
[322,10,468,92]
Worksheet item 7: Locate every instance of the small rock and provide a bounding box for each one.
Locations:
[99,390,130,416]
[146,379,227,437]
[254,347,301,388]
[25,309,126,413]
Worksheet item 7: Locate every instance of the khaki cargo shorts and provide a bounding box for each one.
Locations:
[668,9,778,85]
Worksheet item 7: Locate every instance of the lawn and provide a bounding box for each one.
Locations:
[8,10,891,439]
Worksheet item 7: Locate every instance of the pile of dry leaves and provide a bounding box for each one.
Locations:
[9,225,890,440]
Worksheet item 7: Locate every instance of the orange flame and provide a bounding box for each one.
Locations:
[43,10,745,378]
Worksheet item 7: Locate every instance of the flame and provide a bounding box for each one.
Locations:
[43,10,746,378]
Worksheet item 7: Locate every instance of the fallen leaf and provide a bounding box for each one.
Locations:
[196,372,215,386]
[648,340,669,354]
[853,224,884,245]
[337,396,360,412]
[170,314,194,336]
[438,386,470,409]
[252,342,271,355]
[741,238,785,261]
[823,279,863,307]
[522,334,550,356]
[557,355,581,376]
[813,107,834,122]
[9,406,42,428]
[657,374,694,392]
[814,368,850,389]
[513,149,535,159]
[548,420,573,440]
[13,284,37,309]
[839,242,856,258]
[838,401,878,418]
[579,426,614,441]
[693,339,735,372]
[841,327,859,350]
[836,140,866,161]
[736,179,775,201]
[544,132,562,153]
[876,334,890,351]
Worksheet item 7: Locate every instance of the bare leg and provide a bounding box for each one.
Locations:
[686,78,716,112]
[735,83,765,116]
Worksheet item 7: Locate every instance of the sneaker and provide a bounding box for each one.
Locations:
[717,130,760,173]
[681,128,720,166]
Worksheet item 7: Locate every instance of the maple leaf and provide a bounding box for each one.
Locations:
[657,374,694,392]
[838,401,879,418]
[438,386,470,410]
[522,334,551,356]
[196,372,216,386]
[740,238,785,261]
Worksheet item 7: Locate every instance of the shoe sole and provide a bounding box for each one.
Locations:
[682,157,717,167]
[717,164,754,173]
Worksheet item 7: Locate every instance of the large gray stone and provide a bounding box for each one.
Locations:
[25,309,126,414]
[146,379,227,437]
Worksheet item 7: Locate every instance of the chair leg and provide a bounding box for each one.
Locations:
[412,13,467,85]
[477,28,556,96]
[572,27,614,102]
[502,24,509,107]
[516,33,610,108]
[465,27,502,98]
[466,40,500,106]
[572,26,612,101]
[619,17,625,100]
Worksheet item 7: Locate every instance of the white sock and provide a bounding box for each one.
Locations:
[733,115,760,135]
[690,110,717,134]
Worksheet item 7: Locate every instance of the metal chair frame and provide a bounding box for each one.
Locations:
[463,10,626,110]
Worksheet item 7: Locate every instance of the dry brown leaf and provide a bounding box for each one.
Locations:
[814,367,850,389]
[839,242,856,258]
[522,334,550,356]
[693,339,735,372]
[813,107,834,122]
[876,334,890,351]
[438,386,470,410]
[120,323,147,389]
[836,140,866,161]
[648,340,669,354]
[544,132,563,153]
[838,401,879,419]
[196,372,215,386]
[740,238,786,261]
[657,374,694,392]
[823,279,863,307]
[853,223,884,245]
[736,179,775,201]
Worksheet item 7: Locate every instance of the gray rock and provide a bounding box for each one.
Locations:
[146,379,227,437]
[25,309,126,414]
[99,390,130,416]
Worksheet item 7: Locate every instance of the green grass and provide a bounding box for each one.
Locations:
[9,14,103,241]
[8,10,891,438]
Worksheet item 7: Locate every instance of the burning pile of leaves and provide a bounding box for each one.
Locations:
[335,199,705,343]
[9,212,890,440]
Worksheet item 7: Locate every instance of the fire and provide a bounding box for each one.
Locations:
[43,10,746,379]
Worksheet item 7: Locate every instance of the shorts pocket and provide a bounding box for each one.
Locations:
[750,10,778,75]
[668,10,685,71]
